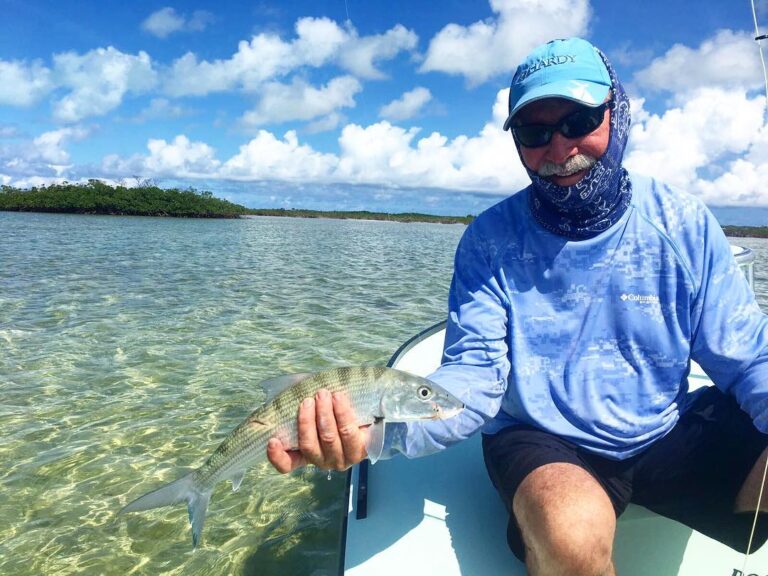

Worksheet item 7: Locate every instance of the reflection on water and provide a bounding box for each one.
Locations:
[0,211,766,575]
[0,212,462,576]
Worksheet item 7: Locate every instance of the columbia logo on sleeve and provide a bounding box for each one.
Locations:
[620,293,660,303]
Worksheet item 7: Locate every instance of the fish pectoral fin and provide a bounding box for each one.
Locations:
[230,471,245,492]
[259,373,313,404]
[365,418,386,465]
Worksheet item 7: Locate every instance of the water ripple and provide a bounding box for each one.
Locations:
[0,213,461,576]
[1,211,765,576]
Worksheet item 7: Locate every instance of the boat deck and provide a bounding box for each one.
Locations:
[343,322,767,575]
[343,246,761,575]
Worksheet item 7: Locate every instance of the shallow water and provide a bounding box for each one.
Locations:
[0,212,766,576]
[0,212,462,576]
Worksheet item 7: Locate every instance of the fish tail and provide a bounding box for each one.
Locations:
[119,472,212,548]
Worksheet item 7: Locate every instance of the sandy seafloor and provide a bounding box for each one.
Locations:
[0,211,766,575]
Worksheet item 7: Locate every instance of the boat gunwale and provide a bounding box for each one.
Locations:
[339,320,447,574]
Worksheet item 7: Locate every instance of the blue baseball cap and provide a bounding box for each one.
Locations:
[503,38,611,131]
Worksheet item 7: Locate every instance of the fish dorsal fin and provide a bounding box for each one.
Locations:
[259,372,313,403]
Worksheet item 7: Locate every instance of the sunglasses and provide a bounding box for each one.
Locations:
[511,102,610,148]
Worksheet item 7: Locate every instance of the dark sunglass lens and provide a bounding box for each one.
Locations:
[561,106,605,139]
[513,102,607,147]
[513,125,551,148]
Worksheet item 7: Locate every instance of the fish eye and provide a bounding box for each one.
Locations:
[417,386,433,401]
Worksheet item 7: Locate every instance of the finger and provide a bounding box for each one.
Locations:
[267,438,306,474]
[297,397,323,465]
[332,392,368,465]
[315,389,345,469]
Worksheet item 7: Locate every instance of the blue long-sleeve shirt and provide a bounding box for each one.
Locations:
[385,174,768,460]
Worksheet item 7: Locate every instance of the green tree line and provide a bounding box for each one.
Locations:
[246,207,474,225]
[721,225,768,239]
[0,182,475,224]
[1,181,765,235]
[0,181,249,218]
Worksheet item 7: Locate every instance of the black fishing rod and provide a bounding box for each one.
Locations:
[751,0,768,113]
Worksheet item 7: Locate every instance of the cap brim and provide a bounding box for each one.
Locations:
[503,80,610,131]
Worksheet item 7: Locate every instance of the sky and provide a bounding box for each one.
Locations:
[2,0,768,221]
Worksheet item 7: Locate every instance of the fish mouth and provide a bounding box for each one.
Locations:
[431,403,464,419]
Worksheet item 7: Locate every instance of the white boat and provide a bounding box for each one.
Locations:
[342,245,762,575]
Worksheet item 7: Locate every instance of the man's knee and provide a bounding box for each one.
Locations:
[513,463,616,575]
[524,524,613,575]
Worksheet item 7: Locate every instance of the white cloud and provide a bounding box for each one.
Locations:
[633,29,763,97]
[380,87,432,121]
[1,175,67,188]
[0,126,89,182]
[91,78,768,207]
[0,48,157,122]
[144,135,220,176]
[241,76,362,126]
[100,153,144,177]
[690,119,768,206]
[335,88,524,190]
[420,0,591,85]
[0,59,53,106]
[0,124,21,138]
[305,112,344,134]
[623,30,768,206]
[339,24,418,79]
[745,123,768,166]
[164,18,343,96]
[133,98,188,122]
[293,17,349,67]
[142,7,184,38]
[221,130,338,180]
[164,52,238,97]
[100,131,338,183]
[94,88,525,193]
[141,7,214,38]
[608,44,655,68]
[696,157,768,206]
[186,10,214,32]
[32,126,90,164]
[52,47,158,122]
[625,88,768,205]
[25,26,768,209]
[163,18,415,97]
[101,135,219,177]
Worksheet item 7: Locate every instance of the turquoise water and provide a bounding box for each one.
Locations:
[0,212,462,576]
[1,211,766,576]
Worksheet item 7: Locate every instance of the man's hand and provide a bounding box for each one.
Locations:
[267,389,369,473]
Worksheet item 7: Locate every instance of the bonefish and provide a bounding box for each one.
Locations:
[119,366,464,547]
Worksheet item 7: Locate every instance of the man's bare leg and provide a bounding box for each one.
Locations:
[513,462,617,576]
[736,446,768,513]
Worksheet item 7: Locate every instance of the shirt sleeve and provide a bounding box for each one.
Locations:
[381,222,511,459]
[689,210,768,431]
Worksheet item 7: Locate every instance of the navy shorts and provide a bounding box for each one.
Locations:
[482,386,768,562]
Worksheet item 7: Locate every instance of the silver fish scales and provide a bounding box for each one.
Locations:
[119,366,464,547]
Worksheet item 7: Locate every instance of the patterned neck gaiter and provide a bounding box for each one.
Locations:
[521,51,632,240]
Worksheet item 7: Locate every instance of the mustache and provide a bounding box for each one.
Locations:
[538,154,597,178]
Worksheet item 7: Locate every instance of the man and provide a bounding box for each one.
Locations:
[268,38,768,575]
